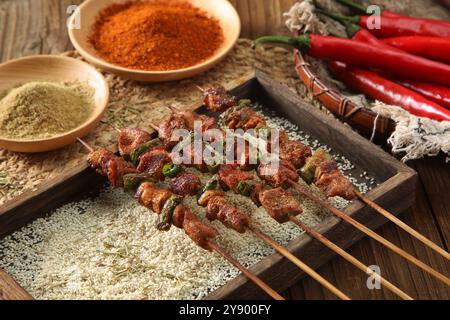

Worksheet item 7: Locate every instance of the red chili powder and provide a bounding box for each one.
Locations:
[89,1,225,71]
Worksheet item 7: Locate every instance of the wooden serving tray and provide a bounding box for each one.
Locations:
[0,71,417,300]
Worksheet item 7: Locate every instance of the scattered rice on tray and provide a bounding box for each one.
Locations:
[0,105,376,300]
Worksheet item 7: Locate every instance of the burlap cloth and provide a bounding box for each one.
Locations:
[1,0,449,206]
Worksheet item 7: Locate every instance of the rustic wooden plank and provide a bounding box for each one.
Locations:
[0,268,33,300]
[0,0,82,62]
[229,0,296,38]
[290,181,450,300]
[412,157,450,250]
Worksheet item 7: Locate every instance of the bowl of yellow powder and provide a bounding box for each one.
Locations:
[0,55,109,153]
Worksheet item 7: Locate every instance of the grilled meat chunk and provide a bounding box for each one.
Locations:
[218,165,254,193]
[203,84,237,112]
[180,206,218,250]
[206,196,250,233]
[158,115,189,148]
[135,182,172,214]
[226,107,266,130]
[315,161,356,200]
[181,111,219,132]
[250,183,264,206]
[259,188,303,223]
[87,148,136,187]
[137,149,172,181]
[257,160,299,188]
[198,189,225,207]
[279,139,312,169]
[118,128,151,159]
[87,148,113,169]
[169,172,202,196]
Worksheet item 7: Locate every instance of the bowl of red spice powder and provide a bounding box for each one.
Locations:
[68,0,241,82]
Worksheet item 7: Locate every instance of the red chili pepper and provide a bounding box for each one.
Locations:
[348,30,450,110]
[253,34,450,86]
[380,37,450,64]
[398,81,450,110]
[329,61,450,122]
[335,0,450,29]
[321,7,450,38]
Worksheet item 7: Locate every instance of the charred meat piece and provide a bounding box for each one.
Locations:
[87,148,136,187]
[279,139,312,169]
[135,182,172,214]
[118,128,151,159]
[172,204,187,229]
[315,161,356,200]
[169,172,202,196]
[180,206,218,250]
[158,115,189,148]
[137,149,172,181]
[178,143,209,173]
[87,148,115,170]
[218,165,254,193]
[300,148,332,184]
[226,107,266,130]
[259,188,303,223]
[201,116,220,132]
[176,110,219,132]
[250,183,264,206]
[202,84,237,112]
[198,189,225,207]
[206,196,250,233]
[233,141,256,170]
[103,157,137,188]
[257,160,299,188]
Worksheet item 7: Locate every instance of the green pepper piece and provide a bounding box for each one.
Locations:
[300,148,332,184]
[163,163,182,178]
[197,175,219,201]
[123,173,156,191]
[207,162,220,174]
[236,180,256,196]
[220,105,243,126]
[156,195,180,231]
[130,138,162,166]
[238,99,252,108]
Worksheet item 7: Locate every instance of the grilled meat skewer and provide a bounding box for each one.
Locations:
[82,142,283,300]
[201,84,238,112]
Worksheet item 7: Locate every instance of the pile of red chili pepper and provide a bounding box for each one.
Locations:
[253,0,450,122]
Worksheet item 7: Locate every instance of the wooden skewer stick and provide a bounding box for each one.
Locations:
[195,85,205,93]
[355,191,450,260]
[149,122,160,132]
[77,138,94,153]
[207,241,285,300]
[248,225,351,300]
[288,216,413,300]
[289,180,450,287]
[77,139,284,301]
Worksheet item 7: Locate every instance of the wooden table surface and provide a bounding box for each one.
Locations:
[1,0,449,300]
